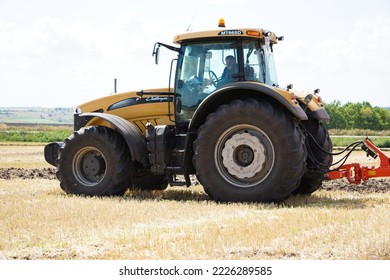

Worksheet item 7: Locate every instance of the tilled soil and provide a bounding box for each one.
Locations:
[322,178,390,194]
[0,167,389,194]
[0,167,57,180]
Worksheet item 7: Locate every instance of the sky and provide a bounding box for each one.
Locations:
[0,0,389,108]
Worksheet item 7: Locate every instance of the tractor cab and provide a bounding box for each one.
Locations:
[153,20,283,121]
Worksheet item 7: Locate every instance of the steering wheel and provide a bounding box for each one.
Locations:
[208,70,220,87]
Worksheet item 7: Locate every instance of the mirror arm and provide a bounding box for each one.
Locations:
[154,42,181,53]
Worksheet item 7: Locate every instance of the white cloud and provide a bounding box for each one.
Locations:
[0,0,389,107]
[0,12,175,107]
[276,14,390,106]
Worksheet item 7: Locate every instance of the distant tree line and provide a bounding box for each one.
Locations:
[323,101,390,130]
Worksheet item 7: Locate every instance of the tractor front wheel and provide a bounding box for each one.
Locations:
[56,126,131,196]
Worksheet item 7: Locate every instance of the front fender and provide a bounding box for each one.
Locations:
[76,113,149,167]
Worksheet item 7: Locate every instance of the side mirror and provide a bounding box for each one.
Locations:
[152,42,181,65]
[152,44,160,65]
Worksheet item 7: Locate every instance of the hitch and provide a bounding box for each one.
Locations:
[327,137,390,184]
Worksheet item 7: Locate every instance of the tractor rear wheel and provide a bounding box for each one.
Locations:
[193,99,306,203]
[56,126,131,196]
[293,118,333,195]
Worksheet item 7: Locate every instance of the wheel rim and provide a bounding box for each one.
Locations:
[215,125,275,188]
[72,146,107,186]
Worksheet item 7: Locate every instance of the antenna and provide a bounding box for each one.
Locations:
[186,11,198,31]
[114,78,117,93]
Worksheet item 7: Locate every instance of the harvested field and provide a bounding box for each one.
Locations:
[0,144,389,260]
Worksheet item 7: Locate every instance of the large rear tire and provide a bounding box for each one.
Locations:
[56,126,131,196]
[193,99,306,203]
[293,118,333,195]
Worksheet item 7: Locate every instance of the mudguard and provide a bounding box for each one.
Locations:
[308,107,330,120]
[77,113,149,167]
[189,81,308,129]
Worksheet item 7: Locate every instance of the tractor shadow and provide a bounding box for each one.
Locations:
[123,187,212,203]
[281,192,383,209]
[120,187,381,209]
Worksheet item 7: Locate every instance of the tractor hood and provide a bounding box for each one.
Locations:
[76,88,171,113]
[75,88,174,133]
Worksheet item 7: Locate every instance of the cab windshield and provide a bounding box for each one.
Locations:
[174,39,278,120]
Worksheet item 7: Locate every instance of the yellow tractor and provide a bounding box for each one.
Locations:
[44,19,332,202]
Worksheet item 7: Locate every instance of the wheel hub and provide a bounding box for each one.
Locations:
[73,147,107,186]
[82,153,106,178]
[234,145,254,166]
[221,133,266,179]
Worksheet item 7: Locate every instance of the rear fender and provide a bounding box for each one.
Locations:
[189,82,308,129]
[306,106,330,120]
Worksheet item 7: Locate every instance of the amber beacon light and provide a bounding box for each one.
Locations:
[218,18,225,27]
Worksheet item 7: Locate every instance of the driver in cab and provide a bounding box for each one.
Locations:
[219,55,239,86]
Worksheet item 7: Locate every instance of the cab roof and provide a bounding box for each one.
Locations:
[173,20,282,45]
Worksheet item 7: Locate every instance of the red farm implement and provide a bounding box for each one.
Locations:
[327,137,390,184]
